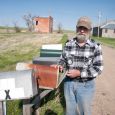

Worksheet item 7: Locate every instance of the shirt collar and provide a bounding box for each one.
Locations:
[86,39,92,46]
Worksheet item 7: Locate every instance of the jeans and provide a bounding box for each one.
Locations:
[64,78,95,115]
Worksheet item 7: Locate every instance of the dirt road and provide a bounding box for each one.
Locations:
[92,45,115,115]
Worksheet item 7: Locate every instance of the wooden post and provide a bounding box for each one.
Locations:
[23,99,33,115]
[0,101,3,115]
[34,109,40,115]
[23,104,33,115]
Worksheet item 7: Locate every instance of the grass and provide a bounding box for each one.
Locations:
[39,86,65,115]
[0,48,39,71]
[6,100,23,115]
[92,36,115,48]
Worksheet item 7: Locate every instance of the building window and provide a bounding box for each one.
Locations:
[114,29,115,33]
[105,29,108,33]
[36,21,38,25]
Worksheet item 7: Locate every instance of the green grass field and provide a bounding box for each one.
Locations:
[92,36,115,48]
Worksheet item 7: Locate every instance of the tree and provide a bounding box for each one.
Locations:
[57,23,63,33]
[13,21,21,33]
[23,13,34,32]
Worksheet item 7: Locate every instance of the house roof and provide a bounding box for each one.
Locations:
[100,20,115,30]
[101,24,115,29]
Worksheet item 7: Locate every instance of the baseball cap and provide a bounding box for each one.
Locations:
[77,16,92,30]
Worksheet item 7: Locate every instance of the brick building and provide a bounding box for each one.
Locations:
[34,16,53,33]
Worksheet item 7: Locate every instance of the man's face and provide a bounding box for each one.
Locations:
[76,26,90,42]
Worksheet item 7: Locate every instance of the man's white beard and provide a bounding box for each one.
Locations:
[76,33,89,42]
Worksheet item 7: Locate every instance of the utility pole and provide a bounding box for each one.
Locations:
[98,11,101,38]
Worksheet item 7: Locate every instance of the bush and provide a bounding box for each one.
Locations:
[59,34,68,46]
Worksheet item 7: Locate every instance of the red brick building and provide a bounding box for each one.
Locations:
[34,16,53,33]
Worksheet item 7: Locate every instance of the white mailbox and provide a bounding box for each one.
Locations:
[0,70,38,101]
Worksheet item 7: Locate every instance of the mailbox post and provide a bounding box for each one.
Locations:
[0,101,4,115]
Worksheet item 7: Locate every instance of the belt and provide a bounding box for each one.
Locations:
[66,76,94,83]
[73,78,94,82]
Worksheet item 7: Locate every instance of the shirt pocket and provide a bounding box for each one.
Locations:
[66,54,74,65]
[83,56,94,68]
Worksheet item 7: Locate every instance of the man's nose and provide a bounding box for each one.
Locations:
[80,29,85,33]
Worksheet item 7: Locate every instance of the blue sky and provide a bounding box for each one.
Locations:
[0,0,115,30]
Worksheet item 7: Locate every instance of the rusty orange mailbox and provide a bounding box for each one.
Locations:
[16,63,65,90]
[33,64,60,89]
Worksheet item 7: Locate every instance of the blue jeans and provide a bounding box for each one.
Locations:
[64,78,95,115]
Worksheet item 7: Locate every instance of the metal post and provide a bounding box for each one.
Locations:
[0,101,6,115]
[98,11,101,38]
[0,101,4,115]
[3,101,6,115]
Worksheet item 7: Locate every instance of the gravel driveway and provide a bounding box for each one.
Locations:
[92,45,115,115]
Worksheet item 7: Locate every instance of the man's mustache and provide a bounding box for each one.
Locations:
[77,33,86,36]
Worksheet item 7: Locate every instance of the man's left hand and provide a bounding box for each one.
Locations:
[66,69,81,78]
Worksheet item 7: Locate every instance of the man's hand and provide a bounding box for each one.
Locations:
[66,69,81,78]
[50,64,64,72]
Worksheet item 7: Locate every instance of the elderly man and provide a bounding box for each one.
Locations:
[57,16,103,115]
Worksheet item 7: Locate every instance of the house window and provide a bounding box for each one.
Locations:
[105,29,108,33]
[114,29,115,33]
[36,21,38,25]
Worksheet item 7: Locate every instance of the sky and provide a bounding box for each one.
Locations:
[0,0,115,30]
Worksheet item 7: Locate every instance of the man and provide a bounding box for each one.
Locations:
[57,16,103,115]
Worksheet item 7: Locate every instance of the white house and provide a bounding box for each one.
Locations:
[100,20,115,38]
[93,20,115,38]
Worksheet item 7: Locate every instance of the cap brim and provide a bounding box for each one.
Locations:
[77,22,91,30]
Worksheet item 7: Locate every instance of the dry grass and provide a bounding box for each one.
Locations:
[0,33,63,54]
[0,32,65,72]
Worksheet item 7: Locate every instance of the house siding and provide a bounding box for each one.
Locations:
[93,20,115,38]
[102,29,115,38]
